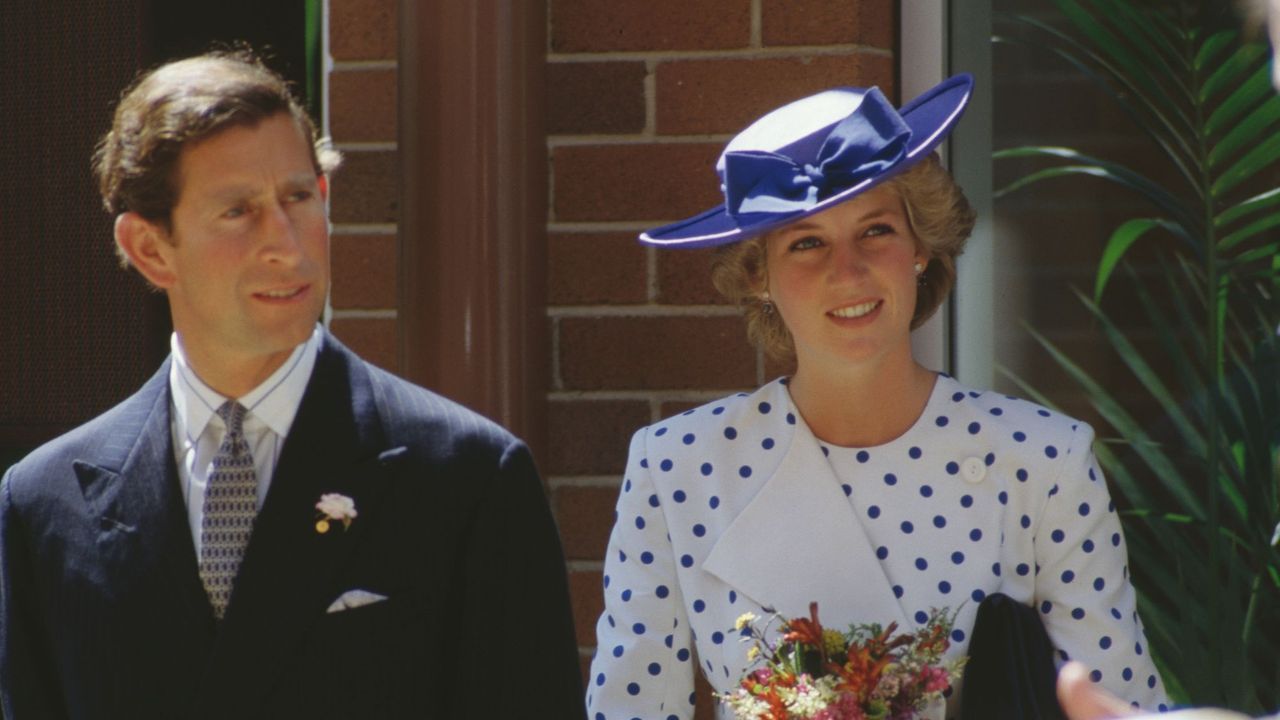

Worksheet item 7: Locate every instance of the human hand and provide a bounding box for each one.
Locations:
[1057,661,1254,720]
[1057,661,1137,720]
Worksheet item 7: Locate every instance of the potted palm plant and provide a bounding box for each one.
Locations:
[993,0,1280,711]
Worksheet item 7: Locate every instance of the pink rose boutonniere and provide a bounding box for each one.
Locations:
[314,493,358,534]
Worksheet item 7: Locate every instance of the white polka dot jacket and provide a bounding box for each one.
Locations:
[587,374,1169,720]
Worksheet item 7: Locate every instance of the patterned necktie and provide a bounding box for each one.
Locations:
[199,401,258,620]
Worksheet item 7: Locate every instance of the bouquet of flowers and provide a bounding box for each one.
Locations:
[719,602,964,720]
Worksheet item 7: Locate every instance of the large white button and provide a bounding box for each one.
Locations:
[961,457,986,484]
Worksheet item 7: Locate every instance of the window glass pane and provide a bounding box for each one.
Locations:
[985,1,1280,708]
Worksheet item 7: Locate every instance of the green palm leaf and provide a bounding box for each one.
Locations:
[993,147,1199,235]
[1214,186,1280,229]
[1204,66,1280,152]
[1199,40,1270,105]
[1212,131,1280,196]
[994,1,1280,709]
[1074,287,1206,458]
[998,15,1199,176]
[1053,0,1190,113]
[1095,218,1189,300]
[1093,0,1189,75]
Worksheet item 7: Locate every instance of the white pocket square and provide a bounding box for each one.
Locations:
[325,589,389,613]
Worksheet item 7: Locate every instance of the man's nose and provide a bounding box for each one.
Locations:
[259,202,303,264]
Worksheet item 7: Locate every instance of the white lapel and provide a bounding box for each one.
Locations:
[702,387,910,629]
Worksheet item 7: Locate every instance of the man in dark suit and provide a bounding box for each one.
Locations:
[0,51,586,719]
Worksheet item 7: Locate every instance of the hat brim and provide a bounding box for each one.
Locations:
[639,73,974,249]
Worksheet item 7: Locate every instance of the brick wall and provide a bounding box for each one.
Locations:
[544,1,896,715]
[327,0,398,370]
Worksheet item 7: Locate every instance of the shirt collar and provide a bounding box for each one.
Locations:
[169,326,323,442]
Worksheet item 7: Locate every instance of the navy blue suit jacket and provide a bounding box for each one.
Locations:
[0,333,586,719]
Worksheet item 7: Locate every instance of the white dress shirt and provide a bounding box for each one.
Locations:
[168,326,322,556]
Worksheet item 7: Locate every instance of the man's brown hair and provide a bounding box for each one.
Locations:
[94,49,341,265]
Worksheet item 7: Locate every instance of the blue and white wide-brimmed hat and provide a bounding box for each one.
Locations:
[639,73,974,248]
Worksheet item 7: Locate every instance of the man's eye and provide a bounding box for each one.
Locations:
[789,236,822,251]
[287,190,314,203]
[222,206,247,219]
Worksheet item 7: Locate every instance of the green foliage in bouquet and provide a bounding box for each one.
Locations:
[993,0,1280,712]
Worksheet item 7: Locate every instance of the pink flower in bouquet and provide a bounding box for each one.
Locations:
[718,603,964,720]
[920,666,951,694]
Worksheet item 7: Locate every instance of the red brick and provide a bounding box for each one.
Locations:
[656,54,896,135]
[329,317,397,372]
[762,0,895,49]
[551,0,750,52]
[552,143,722,223]
[656,246,728,305]
[659,400,708,418]
[695,671,716,719]
[579,654,592,692]
[548,232,648,305]
[547,399,651,475]
[568,569,604,647]
[547,62,647,135]
[330,151,398,224]
[559,316,755,390]
[329,69,397,143]
[330,0,397,60]
[331,234,397,309]
[555,484,621,560]
[764,352,797,380]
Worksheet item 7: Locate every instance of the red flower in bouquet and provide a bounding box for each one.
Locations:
[719,604,964,720]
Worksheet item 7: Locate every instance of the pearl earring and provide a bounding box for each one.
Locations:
[760,291,774,314]
[913,262,925,274]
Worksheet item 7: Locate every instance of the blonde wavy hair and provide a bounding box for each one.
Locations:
[710,154,976,361]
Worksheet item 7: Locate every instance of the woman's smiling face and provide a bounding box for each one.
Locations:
[764,185,926,376]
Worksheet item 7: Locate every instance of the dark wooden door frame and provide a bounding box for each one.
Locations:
[397,0,548,456]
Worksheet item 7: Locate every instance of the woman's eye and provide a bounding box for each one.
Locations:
[864,223,895,238]
[789,236,822,251]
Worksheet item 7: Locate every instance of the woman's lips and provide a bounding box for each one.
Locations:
[828,300,881,319]
[253,284,309,302]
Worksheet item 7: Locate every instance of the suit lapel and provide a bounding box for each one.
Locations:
[702,386,909,629]
[197,335,402,712]
[74,360,213,628]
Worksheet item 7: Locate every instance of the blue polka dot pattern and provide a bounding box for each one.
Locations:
[587,375,1168,719]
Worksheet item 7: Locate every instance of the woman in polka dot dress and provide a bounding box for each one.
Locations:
[585,75,1168,720]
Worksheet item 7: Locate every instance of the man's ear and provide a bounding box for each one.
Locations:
[317,174,329,201]
[115,212,177,289]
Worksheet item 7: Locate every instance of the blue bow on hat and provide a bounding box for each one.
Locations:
[722,88,912,218]
[640,73,973,248]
